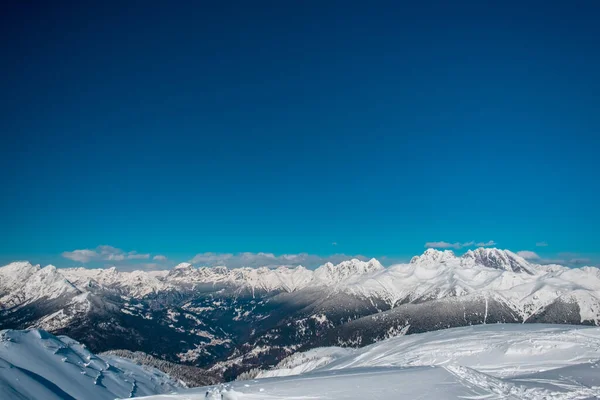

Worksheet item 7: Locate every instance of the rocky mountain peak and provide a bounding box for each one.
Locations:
[461,248,534,274]
[410,249,457,264]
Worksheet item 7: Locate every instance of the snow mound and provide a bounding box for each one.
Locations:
[255,347,354,378]
[0,329,182,400]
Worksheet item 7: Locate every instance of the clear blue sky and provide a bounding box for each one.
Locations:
[1,1,598,269]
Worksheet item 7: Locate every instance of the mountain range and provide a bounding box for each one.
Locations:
[1,248,599,380]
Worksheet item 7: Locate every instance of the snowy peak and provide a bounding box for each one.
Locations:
[61,266,168,297]
[164,259,385,291]
[0,261,41,293]
[410,249,457,265]
[313,258,384,284]
[461,248,535,274]
[166,262,196,279]
[174,262,193,270]
[1,264,80,309]
[366,258,385,271]
[409,248,536,274]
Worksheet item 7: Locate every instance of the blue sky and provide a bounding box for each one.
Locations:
[1,2,598,270]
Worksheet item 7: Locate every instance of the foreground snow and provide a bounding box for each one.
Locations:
[0,329,182,400]
[131,324,600,400]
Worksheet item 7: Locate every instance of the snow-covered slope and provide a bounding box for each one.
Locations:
[131,324,600,400]
[0,329,182,400]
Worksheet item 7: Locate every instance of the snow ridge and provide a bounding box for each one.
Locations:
[0,329,181,400]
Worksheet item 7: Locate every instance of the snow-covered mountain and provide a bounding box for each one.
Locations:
[0,263,79,308]
[131,324,600,400]
[3,249,582,303]
[0,329,181,400]
[2,248,600,380]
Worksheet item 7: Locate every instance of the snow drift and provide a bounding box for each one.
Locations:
[0,329,181,400]
[131,324,600,400]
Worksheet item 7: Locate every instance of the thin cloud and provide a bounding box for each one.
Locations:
[425,241,462,249]
[189,252,369,269]
[153,255,168,261]
[517,250,541,260]
[526,252,592,267]
[139,263,163,270]
[126,252,150,260]
[568,258,591,265]
[537,258,566,265]
[425,240,496,249]
[536,241,548,247]
[106,253,126,261]
[62,245,150,263]
[62,249,98,263]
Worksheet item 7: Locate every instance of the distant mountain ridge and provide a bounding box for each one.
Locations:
[1,248,599,380]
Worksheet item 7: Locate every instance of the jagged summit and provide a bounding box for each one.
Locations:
[410,249,457,264]
[166,262,196,279]
[462,248,534,274]
[173,262,193,270]
[408,248,536,274]
[1,263,80,309]
[0,261,41,293]
[313,258,384,284]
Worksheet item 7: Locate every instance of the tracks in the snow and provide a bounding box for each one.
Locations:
[445,364,600,400]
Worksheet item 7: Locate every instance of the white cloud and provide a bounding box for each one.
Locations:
[98,245,121,257]
[189,252,368,268]
[425,241,461,249]
[61,249,98,263]
[536,241,548,247]
[126,252,150,260]
[62,245,149,263]
[536,257,592,267]
[516,251,590,266]
[538,258,565,265]
[425,241,496,249]
[476,240,497,247]
[106,253,126,261]
[153,255,168,261]
[568,258,591,265]
[517,250,541,260]
[189,252,233,265]
[139,263,163,270]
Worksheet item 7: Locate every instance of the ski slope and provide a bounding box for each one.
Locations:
[131,324,600,400]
